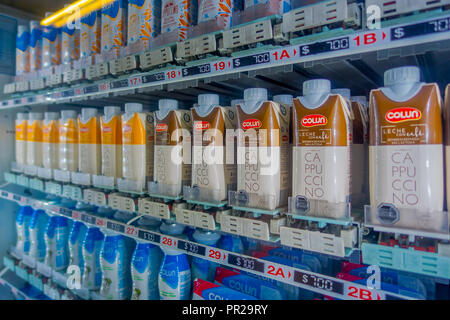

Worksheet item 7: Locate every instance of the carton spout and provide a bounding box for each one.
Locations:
[301,79,331,107]
[157,99,178,119]
[242,88,268,113]
[196,94,219,116]
[384,66,422,99]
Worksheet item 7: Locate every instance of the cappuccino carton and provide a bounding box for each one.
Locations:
[153,99,192,197]
[292,80,352,219]
[191,94,237,202]
[235,88,290,211]
[369,66,444,231]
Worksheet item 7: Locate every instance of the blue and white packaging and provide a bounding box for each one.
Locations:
[61,19,80,65]
[128,0,162,44]
[44,216,70,271]
[215,266,285,299]
[244,0,290,14]
[192,230,221,282]
[101,0,128,53]
[42,12,61,68]
[198,0,233,29]
[82,227,104,290]
[16,25,30,75]
[15,206,34,254]
[158,221,190,300]
[69,221,88,274]
[29,209,49,261]
[100,232,132,300]
[193,278,257,300]
[161,0,197,41]
[131,240,163,300]
[29,21,43,72]
[218,234,244,253]
[80,10,101,58]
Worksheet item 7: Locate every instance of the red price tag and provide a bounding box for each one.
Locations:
[352,30,387,47]
[96,218,105,227]
[211,60,232,73]
[72,211,80,220]
[272,47,297,62]
[165,69,182,80]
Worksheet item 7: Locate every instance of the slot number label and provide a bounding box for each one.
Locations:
[211,60,232,72]
[228,254,264,272]
[265,264,293,280]
[161,236,177,248]
[345,285,386,300]
[178,240,206,256]
[128,76,142,87]
[294,271,343,295]
[125,226,138,237]
[207,249,227,261]
[391,17,450,41]
[300,37,349,57]
[137,230,161,243]
[58,207,72,218]
[81,214,96,225]
[233,52,270,68]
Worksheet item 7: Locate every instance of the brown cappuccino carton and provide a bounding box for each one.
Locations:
[446,85,450,212]
[190,94,237,202]
[332,88,369,207]
[369,66,444,231]
[292,80,353,219]
[235,88,290,211]
[153,99,192,197]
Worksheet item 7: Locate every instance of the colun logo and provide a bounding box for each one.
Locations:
[102,126,112,133]
[156,123,168,132]
[385,107,421,123]
[194,121,210,131]
[80,127,89,133]
[228,279,257,297]
[242,119,262,130]
[301,114,327,127]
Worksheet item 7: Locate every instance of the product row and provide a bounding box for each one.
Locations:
[16,0,290,75]
[14,66,450,232]
[14,204,434,300]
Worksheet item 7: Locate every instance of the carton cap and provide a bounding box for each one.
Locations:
[125,103,143,113]
[331,88,351,99]
[198,94,219,107]
[17,113,28,121]
[18,25,29,34]
[244,88,268,102]
[303,79,331,96]
[29,112,43,121]
[273,94,293,106]
[384,66,420,87]
[352,96,367,106]
[61,110,77,119]
[44,112,59,121]
[159,99,178,111]
[81,108,98,119]
[231,99,244,108]
[104,106,121,117]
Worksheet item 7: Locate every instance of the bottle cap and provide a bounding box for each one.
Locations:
[61,110,77,119]
[244,88,268,102]
[303,79,331,96]
[81,108,98,119]
[198,94,219,107]
[159,221,185,236]
[158,99,178,111]
[104,106,121,117]
[29,112,43,121]
[351,96,367,106]
[273,94,293,106]
[125,103,143,114]
[230,99,244,108]
[17,113,28,120]
[193,230,221,245]
[331,88,351,99]
[44,112,59,121]
[384,66,420,87]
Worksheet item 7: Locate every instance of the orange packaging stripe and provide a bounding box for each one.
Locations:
[26,121,43,142]
[122,114,146,145]
[59,119,78,144]
[78,117,101,144]
[43,121,60,143]
[101,116,122,145]
[15,122,27,141]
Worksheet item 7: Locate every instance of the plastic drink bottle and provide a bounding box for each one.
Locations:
[69,222,88,275]
[192,230,220,282]
[131,240,163,300]
[82,227,105,290]
[100,231,132,300]
[218,234,244,254]
[44,216,70,271]
[29,209,49,261]
[15,206,34,254]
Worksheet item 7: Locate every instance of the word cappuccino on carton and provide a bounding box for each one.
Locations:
[369,66,445,231]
